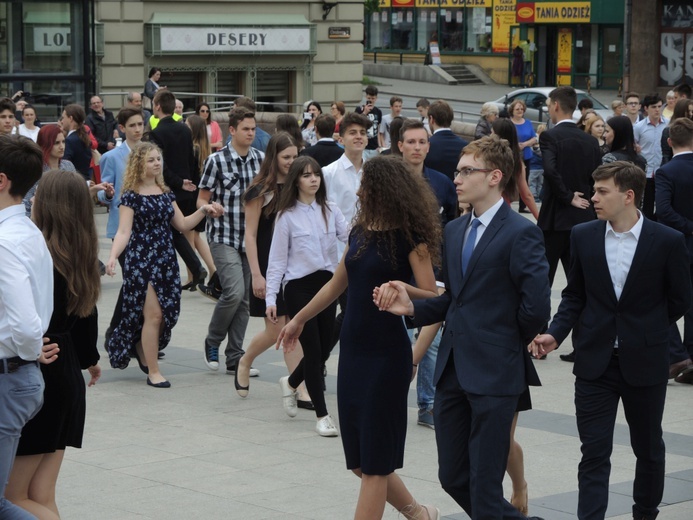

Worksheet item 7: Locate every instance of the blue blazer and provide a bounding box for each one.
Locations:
[413,202,551,396]
[655,153,693,262]
[424,129,468,180]
[547,218,690,386]
[98,143,131,238]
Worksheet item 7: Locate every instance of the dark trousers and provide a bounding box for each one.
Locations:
[285,271,337,418]
[668,264,693,363]
[642,178,656,220]
[434,356,525,520]
[172,227,203,277]
[543,229,571,287]
[575,355,666,520]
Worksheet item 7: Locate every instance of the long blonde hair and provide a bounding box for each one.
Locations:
[32,169,101,317]
[121,142,169,194]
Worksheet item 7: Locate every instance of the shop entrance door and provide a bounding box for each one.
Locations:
[536,26,558,87]
[599,27,622,89]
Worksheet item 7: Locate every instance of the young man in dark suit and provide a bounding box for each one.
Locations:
[299,114,343,168]
[654,117,693,384]
[533,162,691,520]
[423,99,468,180]
[377,135,550,520]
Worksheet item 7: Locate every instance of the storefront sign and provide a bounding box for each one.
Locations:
[557,27,572,85]
[492,0,517,54]
[660,33,693,85]
[415,0,492,7]
[33,27,71,52]
[159,27,311,53]
[328,27,351,39]
[393,0,415,6]
[516,2,591,23]
[662,1,693,28]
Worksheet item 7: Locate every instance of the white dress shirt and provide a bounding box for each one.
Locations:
[265,201,348,307]
[605,212,643,347]
[464,197,505,248]
[0,204,54,360]
[323,153,362,257]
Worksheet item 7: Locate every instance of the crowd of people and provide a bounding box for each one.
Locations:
[0,77,692,520]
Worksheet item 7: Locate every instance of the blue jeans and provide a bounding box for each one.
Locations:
[207,243,250,369]
[0,362,44,519]
[408,328,441,411]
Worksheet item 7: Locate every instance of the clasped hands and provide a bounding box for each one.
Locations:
[372,281,414,316]
[203,202,224,218]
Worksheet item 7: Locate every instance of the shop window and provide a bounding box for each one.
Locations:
[391,9,415,51]
[416,10,437,52]
[368,9,390,49]
[440,9,463,51]
[465,8,492,53]
[255,70,290,113]
[659,1,693,86]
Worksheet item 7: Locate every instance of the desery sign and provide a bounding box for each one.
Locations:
[516,2,591,23]
[159,27,311,52]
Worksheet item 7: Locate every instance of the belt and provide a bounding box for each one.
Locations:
[0,356,39,374]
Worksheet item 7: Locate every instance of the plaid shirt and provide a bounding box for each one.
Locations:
[199,144,264,251]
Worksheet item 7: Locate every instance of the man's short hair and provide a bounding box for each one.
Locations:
[390,96,403,107]
[127,92,140,103]
[153,90,175,115]
[314,114,336,139]
[234,96,256,112]
[416,98,430,109]
[228,106,255,129]
[117,106,143,127]
[578,98,594,111]
[668,118,693,149]
[0,134,43,198]
[398,119,427,143]
[624,92,640,103]
[592,161,646,207]
[0,97,15,114]
[461,135,514,191]
[428,100,454,128]
[642,93,663,108]
[339,112,372,136]
[674,83,692,99]
[548,86,578,114]
[364,85,378,97]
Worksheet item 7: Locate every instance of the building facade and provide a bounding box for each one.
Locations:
[0,0,364,120]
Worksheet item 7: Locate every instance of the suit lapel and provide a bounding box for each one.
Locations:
[457,204,508,295]
[619,218,655,303]
[449,214,469,299]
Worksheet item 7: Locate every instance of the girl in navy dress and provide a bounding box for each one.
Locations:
[278,156,442,519]
[105,143,223,387]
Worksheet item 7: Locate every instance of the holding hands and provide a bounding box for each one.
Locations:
[528,333,558,359]
[203,202,224,218]
[372,281,414,316]
[92,181,114,198]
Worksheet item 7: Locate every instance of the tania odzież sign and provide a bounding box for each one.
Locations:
[159,27,311,53]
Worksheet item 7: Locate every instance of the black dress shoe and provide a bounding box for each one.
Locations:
[297,400,315,410]
[560,350,576,362]
[158,351,165,359]
[133,350,149,374]
[234,371,249,398]
[147,378,171,388]
[181,281,195,291]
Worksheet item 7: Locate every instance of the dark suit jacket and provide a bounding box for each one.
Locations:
[412,202,551,396]
[537,121,601,231]
[149,116,197,202]
[63,132,93,180]
[655,153,693,262]
[547,218,690,386]
[424,129,468,180]
[86,110,117,154]
[300,140,344,168]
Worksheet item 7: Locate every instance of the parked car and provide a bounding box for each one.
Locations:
[490,87,612,125]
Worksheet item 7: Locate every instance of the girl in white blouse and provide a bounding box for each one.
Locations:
[265,156,348,437]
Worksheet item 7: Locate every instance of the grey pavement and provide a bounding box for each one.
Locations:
[50,206,693,520]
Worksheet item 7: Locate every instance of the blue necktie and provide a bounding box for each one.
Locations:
[461,219,481,276]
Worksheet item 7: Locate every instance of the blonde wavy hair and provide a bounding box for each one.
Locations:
[121,142,169,194]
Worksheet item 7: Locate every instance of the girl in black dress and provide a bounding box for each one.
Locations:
[7,169,102,520]
[235,133,311,402]
[278,156,442,519]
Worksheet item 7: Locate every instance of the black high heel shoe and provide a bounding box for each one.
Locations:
[181,281,195,291]
[234,370,249,398]
[193,268,208,290]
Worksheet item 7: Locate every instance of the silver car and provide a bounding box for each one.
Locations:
[491,87,612,125]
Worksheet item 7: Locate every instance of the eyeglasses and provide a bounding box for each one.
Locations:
[454,167,494,178]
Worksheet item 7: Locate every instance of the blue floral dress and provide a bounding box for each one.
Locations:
[107,190,181,369]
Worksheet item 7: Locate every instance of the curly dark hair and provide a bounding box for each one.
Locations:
[351,155,441,268]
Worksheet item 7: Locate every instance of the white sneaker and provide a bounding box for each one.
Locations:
[315,415,339,437]
[279,376,297,417]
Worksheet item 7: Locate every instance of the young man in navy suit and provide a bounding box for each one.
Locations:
[377,135,550,520]
[533,162,691,520]
[655,117,693,384]
[299,114,343,168]
[423,100,468,180]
